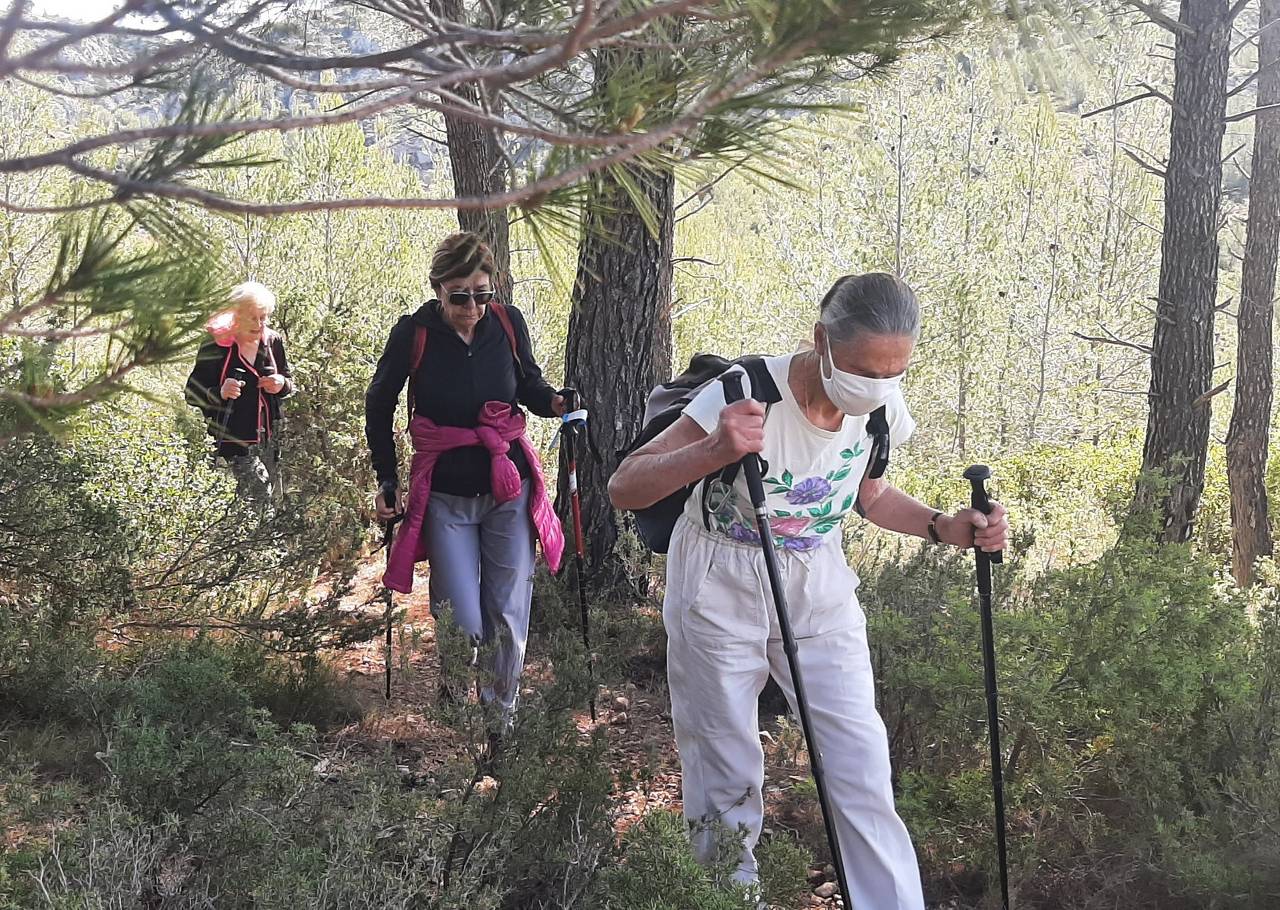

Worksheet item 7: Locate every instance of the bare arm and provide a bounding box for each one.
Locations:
[608,399,766,511]
[859,476,1009,553]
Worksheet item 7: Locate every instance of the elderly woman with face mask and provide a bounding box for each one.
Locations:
[185,281,294,503]
[609,274,1009,910]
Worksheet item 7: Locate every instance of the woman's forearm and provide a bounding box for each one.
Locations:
[608,436,728,511]
[861,482,939,540]
[864,482,977,547]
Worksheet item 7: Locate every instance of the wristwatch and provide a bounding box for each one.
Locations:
[927,511,944,545]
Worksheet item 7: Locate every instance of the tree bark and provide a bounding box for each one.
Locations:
[1132,0,1231,542]
[560,163,675,576]
[558,40,677,579]
[1227,0,1280,585]
[433,0,512,300]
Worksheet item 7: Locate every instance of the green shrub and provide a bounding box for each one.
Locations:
[756,832,814,907]
[857,514,1279,906]
[602,811,747,910]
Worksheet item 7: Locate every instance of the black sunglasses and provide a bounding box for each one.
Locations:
[445,289,496,307]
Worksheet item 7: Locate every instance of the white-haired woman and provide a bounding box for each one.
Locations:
[186,281,295,502]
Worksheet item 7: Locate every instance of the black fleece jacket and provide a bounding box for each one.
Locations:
[364,301,557,497]
[185,333,295,454]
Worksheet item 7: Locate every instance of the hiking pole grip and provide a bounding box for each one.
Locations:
[558,387,589,433]
[718,372,767,504]
[217,367,248,438]
[963,464,1003,566]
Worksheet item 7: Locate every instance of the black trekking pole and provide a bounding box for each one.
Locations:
[558,388,596,722]
[719,372,851,907]
[380,480,404,701]
[963,464,1010,910]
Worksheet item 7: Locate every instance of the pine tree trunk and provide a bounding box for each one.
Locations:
[560,164,675,576]
[433,0,512,300]
[1227,0,1280,584]
[557,39,677,578]
[1133,0,1231,542]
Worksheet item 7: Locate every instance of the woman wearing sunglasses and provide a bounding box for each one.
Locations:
[365,232,567,736]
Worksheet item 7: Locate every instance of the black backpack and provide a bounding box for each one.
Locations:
[618,353,893,553]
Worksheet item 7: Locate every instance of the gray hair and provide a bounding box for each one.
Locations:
[818,273,920,344]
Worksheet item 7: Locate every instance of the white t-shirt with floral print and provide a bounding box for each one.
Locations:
[681,353,915,552]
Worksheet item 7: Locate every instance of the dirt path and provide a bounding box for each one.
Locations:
[323,556,686,833]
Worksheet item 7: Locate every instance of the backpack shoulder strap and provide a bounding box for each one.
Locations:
[406,323,428,427]
[740,356,782,405]
[263,330,280,374]
[488,301,524,378]
[854,404,891,517]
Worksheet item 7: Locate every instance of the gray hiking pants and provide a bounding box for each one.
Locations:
[424,480,536,718]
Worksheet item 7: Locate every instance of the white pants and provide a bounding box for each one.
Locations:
[663,518,925,910]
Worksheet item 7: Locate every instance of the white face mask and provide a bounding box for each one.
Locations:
[819,338,903,416]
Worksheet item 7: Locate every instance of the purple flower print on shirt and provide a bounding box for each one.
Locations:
[781,535,824,552]
[728,522,761,544]
[785,476,832,505]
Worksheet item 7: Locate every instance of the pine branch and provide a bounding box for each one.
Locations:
[1072,327,1153,355]
[0,0,27,62]
[1192,379,1232,407]
[0,0,1028,222]
[1082,89,1160,119]
[0,361,141,410]
[1231,13,1280,54]
[18,29,827,218]
[1225,99,1280,120]
[1226,55,1280,97]
[1228,0,1253,25]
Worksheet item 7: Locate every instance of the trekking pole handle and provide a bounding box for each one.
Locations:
[718,372,768,506]
[719,371,745,404]
[558,387,588,430]
[379,480,404,528]
[963,464,1003,565]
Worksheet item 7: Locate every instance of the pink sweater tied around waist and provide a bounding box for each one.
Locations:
[383,402,564,593]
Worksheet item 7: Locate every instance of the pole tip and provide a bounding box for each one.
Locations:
[963,464,992,483]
